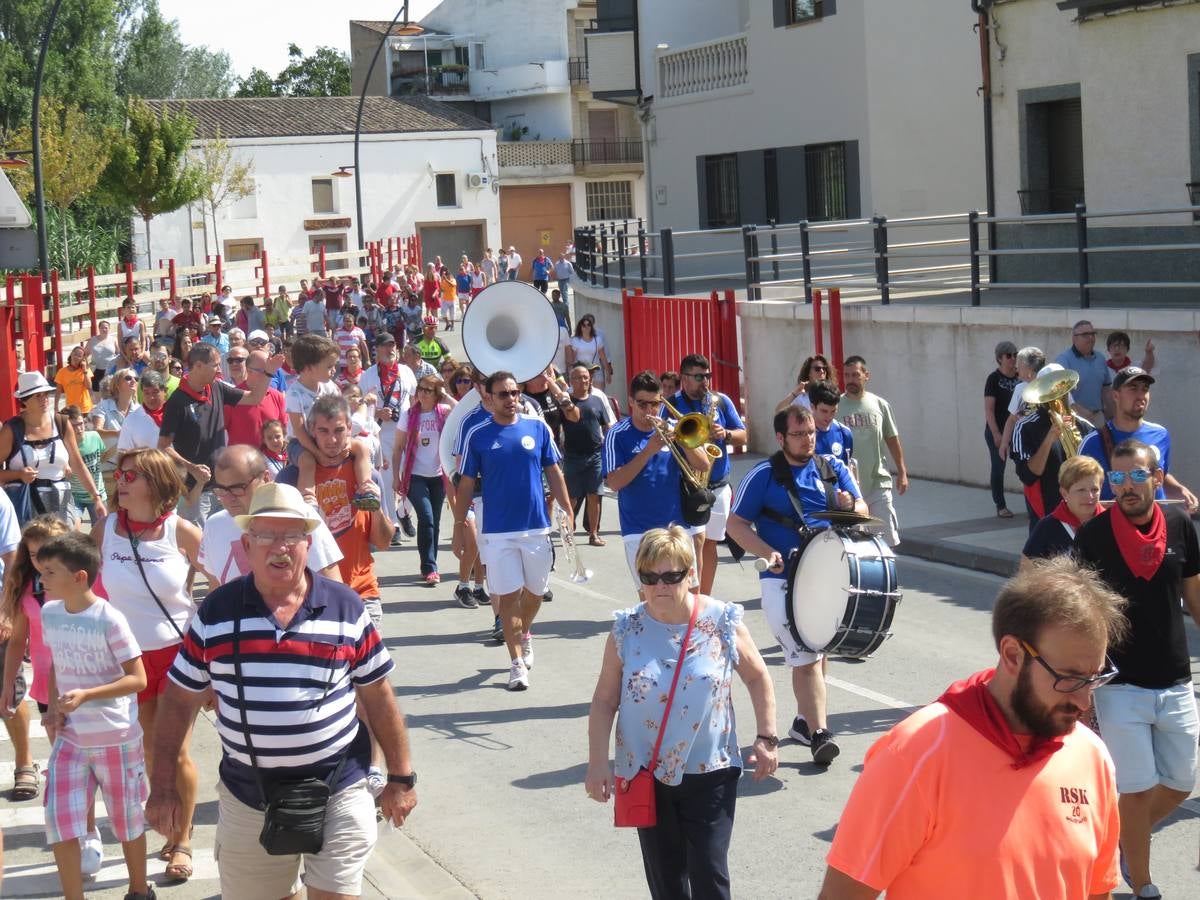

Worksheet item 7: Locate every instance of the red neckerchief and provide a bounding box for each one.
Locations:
[377,362,399,393]
[123,314,139,328]
[144,403,165,426]
[939,669,1064,769]
[341,367,361,385]
[118,507,171,536]
[264,448,288,463]
[1049,499,1102,531]
[1110,502,1166,580]
[177,379,211,404]
[1106,356,1130,372]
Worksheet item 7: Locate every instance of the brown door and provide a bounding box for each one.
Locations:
[309,234,348,271]
[587,109,618,163]
[224,239,262,262]
[499,184,573,279]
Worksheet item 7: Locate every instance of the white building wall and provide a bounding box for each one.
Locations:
[493,95,573,141]
[635,0,745,98]
[134,131,500,273]
[421,0,571,67]
[989,1,1200,216]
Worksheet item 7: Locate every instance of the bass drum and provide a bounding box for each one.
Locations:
[439,390,482,480]
[784,527,899,658]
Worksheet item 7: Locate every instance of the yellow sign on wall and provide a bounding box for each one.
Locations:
[539,230,553,246]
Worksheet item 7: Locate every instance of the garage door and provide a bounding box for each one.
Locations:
[418,223,485,269]
[500,184,573,280]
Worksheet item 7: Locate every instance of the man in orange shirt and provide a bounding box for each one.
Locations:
[819,556,1126,900]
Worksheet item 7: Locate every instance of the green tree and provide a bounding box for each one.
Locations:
[195,125,254,253]
[177,45,233,98]
[234,67,278,98]
[3,96,114,273]
[101,97,205,266]
[234,44,351,98]
[115,0,182,99]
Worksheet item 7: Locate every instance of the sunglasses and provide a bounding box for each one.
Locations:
[228,356,248,364]
[492,389,521,399]
[686,372,712,381]
[114,469,142,484]
[455,377,474,385]
[1107,469,1152,485]
[121,375,136,382]
[638,569,689,586]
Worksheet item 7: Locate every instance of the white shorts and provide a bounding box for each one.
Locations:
[479,532,553,596]
[761,576,822,667]
[862,486,900,547]
[704,483,732,540]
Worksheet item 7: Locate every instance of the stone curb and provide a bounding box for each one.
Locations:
[896,536,1018,578]
[363,831,480,899]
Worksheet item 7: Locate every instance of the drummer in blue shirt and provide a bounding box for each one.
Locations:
[1055,320,1113,429]
[727,406,865,767]
[668,353,748,595]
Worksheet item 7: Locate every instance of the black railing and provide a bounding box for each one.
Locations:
[1017,188,1084,215]
[572,138,643,166]
[390,65,470,96]
[569,57,588,83]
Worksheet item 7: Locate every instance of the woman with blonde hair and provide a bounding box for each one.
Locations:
[586,526,778,899]
[1020,455,1105,568]
[91,447,202,882]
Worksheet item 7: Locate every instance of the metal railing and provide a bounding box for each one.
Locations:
[572,138,644,166]
[575,203,1200,306]
[390,65,470,96]
[568,57,588,84]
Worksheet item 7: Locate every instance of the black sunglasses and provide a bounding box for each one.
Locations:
[638,569,689,586]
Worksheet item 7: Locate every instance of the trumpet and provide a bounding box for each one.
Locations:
[655,397,723,490]
[556,505,592,584]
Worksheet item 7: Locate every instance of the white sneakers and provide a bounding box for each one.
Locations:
[80,829,103,877]
[507,658,530,691]
[521,632,534,670]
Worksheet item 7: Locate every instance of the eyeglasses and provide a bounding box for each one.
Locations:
[1073,331,1097,338]
[213,480,253,495]
[634,399,661,409]
[114,469,142,484]
[227,356,248,364]
[638,569,689,586]
[455,377,474,385]
[1107,469,1152,485]
[786,429,816,439]
[246,531,309,548]
[1020,641,1118,693]
[492,389,521,399]
[685,372,712,381]
[416,385,435,394]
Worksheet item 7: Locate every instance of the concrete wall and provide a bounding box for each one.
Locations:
[990,1,1200,217]
[135,130,500,274]
[350,23,391,98]
[422,0,571,68]
[493,95,573,141]
[571,280,1200,495]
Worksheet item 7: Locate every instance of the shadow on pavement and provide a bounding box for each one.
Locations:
[826,706,913,737]
[511,761,588,790]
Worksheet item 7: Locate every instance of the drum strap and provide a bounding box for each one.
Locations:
[766,451,837,528]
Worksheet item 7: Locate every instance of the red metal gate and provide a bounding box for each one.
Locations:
[621,289,746,441]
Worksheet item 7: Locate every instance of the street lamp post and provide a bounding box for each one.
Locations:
[353,2,418,252]
[32,0,66,278]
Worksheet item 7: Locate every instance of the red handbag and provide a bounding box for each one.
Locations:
[614,599,699,828]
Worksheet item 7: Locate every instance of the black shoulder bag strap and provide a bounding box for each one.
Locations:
[128,520,188,643]
[811,454,839,511]
[1098,421,1117,471]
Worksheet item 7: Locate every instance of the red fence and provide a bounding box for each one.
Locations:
[621,288,747,446]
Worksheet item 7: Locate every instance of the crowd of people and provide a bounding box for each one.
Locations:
[0,267,1195,900]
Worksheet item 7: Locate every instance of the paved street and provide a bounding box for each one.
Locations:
[1,460,1198,898]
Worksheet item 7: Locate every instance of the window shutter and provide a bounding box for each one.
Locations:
[773,0,789,28]
[696,156,709,227]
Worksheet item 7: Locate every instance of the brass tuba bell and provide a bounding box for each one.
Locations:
[1022,367,1083,457]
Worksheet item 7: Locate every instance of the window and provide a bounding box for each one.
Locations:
[764,149,779,223]
[1019,86,1084,215]
[471,42,485,70]
[454,46,470,67]
[585,181,634,220]
[230,179,257,219]
[805,143,848,222]
[702,154,739,228]
[774,0,835,27]
[436,173,458,208]
[311,178,336,215]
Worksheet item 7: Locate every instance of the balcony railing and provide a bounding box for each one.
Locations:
[658,34,748,99]
[498,140,574,169]
[390,64,470,96]
[569,57,589,84]
[572,138,643,166]
[1018,188,1085,215]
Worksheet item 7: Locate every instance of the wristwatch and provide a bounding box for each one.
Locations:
[388,772,417,787]
[755,734,780,749]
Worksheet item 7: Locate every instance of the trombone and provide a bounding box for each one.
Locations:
[654,398,723,490]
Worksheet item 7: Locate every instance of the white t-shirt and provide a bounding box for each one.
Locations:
[42,599,142,748]
[359,363,416,454]
[569,336,601,367]
[409,410,443,477]
[302,298,328,334]
[198,509,343,585]
[284,379,341,440]
[116,405,162,451]
[507,252,522,272]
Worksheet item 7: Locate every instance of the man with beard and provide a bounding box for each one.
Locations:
[819,555,1125,899]
[837,355,907,546]
[727,406,864,766]
[1078,367,1198,511]
[1074,440,1200,900]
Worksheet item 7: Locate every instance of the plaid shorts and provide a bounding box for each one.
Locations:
[45,737,147,845]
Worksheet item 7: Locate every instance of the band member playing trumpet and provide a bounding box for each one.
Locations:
[668,354,747,594]
[453,372,573,692]
[727,406,866,766]
[603,371,713,590]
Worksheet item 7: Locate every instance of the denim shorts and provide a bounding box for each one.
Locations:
[1093,682,1199,793]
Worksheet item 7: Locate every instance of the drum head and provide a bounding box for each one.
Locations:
[790,530,852,652]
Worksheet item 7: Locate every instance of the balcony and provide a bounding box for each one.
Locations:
[658,34,748,100]
[1018,188,1085,216]
[390,64,470,97]
[569,57,589,85]
[470,60,569,100]
[498,140,574,175]
[572,138,643,172]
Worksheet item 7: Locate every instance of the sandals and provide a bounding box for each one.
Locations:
[11,765,39,801]
[588,535,606,547]
[997,508,1015,519]
[164,845,193,882]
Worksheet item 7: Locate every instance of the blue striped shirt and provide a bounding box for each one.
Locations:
[168,573,393,809]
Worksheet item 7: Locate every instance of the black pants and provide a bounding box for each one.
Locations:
[983,425,1008,510]
[637,767,739,900]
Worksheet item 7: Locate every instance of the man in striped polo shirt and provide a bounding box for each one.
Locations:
[145,483,416,900]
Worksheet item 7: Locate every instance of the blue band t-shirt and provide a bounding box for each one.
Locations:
[602,418,685,536]
[1078,420,1170,501]
[460,414,560,536]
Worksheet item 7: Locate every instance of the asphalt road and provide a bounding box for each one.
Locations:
[4,519,1194,899]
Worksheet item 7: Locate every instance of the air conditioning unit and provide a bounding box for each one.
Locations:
[467,172,490,189]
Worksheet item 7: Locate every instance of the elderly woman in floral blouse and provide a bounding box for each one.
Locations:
[586,526,777,900]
